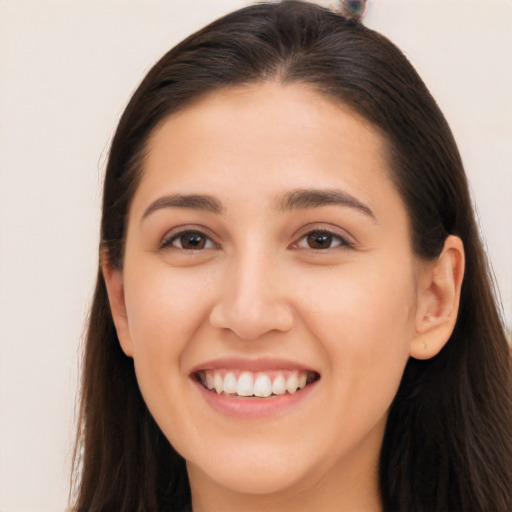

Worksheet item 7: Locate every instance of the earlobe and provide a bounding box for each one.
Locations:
[102,258,134,358]
[410,235,465,360]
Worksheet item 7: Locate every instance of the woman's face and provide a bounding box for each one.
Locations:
[109,83,425,503]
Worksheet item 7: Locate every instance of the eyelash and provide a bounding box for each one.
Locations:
[160,228,354,251]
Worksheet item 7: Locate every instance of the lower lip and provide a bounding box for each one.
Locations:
[192,378,318,418]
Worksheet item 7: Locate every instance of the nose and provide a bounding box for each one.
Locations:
[209,252,294,340]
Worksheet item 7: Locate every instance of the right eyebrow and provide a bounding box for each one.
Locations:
[142,194,223,220]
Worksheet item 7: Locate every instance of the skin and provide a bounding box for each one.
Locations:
[104,83,464,512]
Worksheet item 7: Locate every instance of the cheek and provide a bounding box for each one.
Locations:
[298,256,415,335]
[121,264,214,416]
[124,263,213,353]
[295,257,416,399]
[121,263,216,437]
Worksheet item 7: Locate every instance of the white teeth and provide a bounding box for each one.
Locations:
[286,371,299,394]
[254,374,272,397]
[205,372,214,390]
[298,372,307,390]
[271,373,286,395]
[223,372,237,394]
[236,372,254,396]
[200,369,315,397]
[214,373,223,394]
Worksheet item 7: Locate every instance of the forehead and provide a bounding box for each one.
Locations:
[149,82,384,155]
[132,82,406,228]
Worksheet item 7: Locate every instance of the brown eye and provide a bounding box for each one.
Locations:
[162,230,215,250]
[180,232,206,249]
[307,232,334,249]
[294,229,353,250]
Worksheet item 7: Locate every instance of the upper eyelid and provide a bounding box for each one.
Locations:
[292,224,356,244]
[161,224,216,238]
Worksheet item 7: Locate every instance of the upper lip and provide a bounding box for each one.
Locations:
[189,356,319,375]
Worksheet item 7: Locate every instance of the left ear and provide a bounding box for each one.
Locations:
[410,235,465,360]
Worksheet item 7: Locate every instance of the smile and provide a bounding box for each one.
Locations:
[195,369,320,398]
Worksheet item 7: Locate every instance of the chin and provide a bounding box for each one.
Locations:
[187,448,313,496]
[206,469,303,496]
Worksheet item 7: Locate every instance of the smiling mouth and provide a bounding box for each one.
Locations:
[194,369,320,398]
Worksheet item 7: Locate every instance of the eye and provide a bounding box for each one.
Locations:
[294,229,353,250]
[161,230,217,250]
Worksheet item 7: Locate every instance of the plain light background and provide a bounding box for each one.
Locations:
[0,1,510,510]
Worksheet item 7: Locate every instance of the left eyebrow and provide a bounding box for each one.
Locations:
[142,194,223,220]
[279,188,376,220]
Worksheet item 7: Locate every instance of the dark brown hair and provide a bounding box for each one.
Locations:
[72,2,512,511]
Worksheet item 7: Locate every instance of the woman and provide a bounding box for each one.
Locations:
[72,2,512,511]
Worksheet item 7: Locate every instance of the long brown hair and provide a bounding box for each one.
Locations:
[72,2,512,511]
